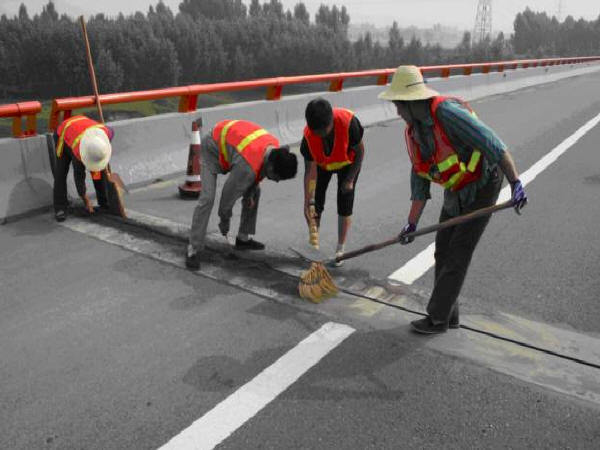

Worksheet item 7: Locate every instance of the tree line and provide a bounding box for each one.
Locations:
[0,1,599,101]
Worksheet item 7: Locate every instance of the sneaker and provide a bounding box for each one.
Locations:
[449,316,460,329]
[332,251,344,267]
[411,317,448,334]
[185,251,200,270]
[235,238,265,251]
[55,210,67,222]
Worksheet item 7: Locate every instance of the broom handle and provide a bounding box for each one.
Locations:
[337,200,514,262]
[80,16,105,124]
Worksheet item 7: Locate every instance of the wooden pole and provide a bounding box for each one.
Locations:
[79,16,104,124]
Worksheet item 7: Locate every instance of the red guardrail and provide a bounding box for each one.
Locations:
[48,56,600,130]
[0,101,42,138]
[3,56,599,135]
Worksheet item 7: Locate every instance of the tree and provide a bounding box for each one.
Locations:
[178,0,246,21]
[387,21,403,66]
[293,2,309,26]
[18,3,29,22]
[249,0,261,17]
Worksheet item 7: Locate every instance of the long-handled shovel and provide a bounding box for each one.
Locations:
[79,16,127,218]
[291,200,515,303]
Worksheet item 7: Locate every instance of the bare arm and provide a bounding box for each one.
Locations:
[498,150,520,184]
[408,199,427,226]
[303,158,317,226]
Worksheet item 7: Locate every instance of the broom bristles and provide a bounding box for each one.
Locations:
[298,262,338,303]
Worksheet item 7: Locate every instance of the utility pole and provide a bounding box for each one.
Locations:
[472,0,493,45]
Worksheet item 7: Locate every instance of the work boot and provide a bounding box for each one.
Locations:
[331,250,344,267]
[55,209,67,222]
[235,238,265,251]
[411,317,448,334]
[185,247,200,270]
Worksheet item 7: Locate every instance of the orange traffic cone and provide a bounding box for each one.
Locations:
[179,118,203,199]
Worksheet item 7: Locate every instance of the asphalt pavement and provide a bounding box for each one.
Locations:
[2,72,600,449]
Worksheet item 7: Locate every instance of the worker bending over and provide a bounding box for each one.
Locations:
[53,115,113,222]
[302,98,365,265]
[186,119,298,270]
[379,65,527,334]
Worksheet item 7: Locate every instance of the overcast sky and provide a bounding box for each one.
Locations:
[1,1,599,32]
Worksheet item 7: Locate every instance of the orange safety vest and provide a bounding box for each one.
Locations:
[212,120,280,182]
[56,115,111,161]
[405,96,482,191]
[303,108,356,171]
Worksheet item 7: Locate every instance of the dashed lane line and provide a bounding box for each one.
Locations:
[388,110,600,285]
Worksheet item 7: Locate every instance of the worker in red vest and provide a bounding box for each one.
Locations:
[186,119,298,270]
[53,115,114,222]
[379,65,527,334]
[301,98,366,265]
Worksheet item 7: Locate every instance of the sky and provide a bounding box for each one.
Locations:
[1,0,599,32]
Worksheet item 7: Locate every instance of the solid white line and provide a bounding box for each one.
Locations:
[158,322,355,450]
[388,111,600,285]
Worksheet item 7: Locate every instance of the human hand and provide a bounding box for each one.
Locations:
[218,219,230,236]
[304,202,316,225]
[82,195,94,214]
[399,223,416,245]
[511,180,528,214]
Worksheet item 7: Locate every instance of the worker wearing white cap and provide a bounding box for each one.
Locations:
[380,65,528,334]
[53,115,114,221]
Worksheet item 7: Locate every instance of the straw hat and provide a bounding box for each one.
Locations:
[80,127,112,172]
[378,65,439,101]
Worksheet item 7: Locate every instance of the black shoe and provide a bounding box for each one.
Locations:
[185,252,200,270]
[411,317,448,334]
[449,317,460,329]
[235,238,265,251]
[55,210,66,222]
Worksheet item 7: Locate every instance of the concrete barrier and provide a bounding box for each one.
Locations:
[0,134,54,223]
[2,61,600,222]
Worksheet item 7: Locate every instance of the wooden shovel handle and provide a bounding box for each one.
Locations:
[337,200,514,262]
[80,16,104,124]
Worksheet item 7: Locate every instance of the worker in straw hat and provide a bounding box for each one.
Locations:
[53,115,114,222]
[379,65,528,334]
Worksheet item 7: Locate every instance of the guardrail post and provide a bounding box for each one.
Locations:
[178,94,198,113]
[376,74,389,85]
[463,67,473,76]
[441,68,451,78]
[329,78,344,92]
[266,85,282,101]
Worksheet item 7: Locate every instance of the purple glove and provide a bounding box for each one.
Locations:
[399,223,416,245]
[511,179,528,214]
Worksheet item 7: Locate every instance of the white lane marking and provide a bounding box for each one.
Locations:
[158,322,355,450]
[388,111,600,285]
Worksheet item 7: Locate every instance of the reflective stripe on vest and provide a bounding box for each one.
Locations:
[56,116,109,161]
[303,108,355,171]
[405,96,483,191]
[212,120,279,180]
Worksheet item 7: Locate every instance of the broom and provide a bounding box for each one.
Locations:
[79,16,127,218]
[295,200,515,303]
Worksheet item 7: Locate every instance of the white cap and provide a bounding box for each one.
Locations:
[80,127,112,172]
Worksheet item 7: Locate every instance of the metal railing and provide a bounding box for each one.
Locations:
[0,101,42,138]
[2,56,599,137]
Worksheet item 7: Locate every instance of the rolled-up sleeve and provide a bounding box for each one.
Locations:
[410,169,431,201]
[436,100,506,165]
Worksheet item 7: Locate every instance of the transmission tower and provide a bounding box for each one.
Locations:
[556,0,564,22]
[472,0,493,44]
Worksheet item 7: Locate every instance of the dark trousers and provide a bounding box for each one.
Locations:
[53,138,108,212]
[314,163,360,218]
[427,168,503,324]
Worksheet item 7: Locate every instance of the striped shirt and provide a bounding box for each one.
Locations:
[410,98,506,216]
